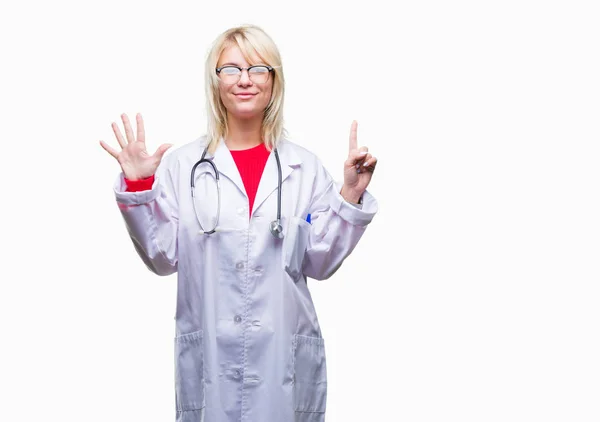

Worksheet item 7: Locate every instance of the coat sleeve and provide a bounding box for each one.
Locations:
[113,151,180,276]
[301,161,378,281]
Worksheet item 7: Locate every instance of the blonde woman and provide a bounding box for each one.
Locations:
[100,24,378,422]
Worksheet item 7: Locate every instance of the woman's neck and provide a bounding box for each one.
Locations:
[225,115,263,150]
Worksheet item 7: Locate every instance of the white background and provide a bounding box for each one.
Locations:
[1,0,599,421]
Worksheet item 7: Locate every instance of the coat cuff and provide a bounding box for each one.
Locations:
[329,181,378,227]
[114,173,161,205]
[124,174,155,192]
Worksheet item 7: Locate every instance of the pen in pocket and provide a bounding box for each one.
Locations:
[306,213,311,224]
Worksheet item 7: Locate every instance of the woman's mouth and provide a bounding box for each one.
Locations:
[235,93,256,100]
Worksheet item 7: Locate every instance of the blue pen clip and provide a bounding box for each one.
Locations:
[306,213,311,224]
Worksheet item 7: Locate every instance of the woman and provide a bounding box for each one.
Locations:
[100,24,378,422]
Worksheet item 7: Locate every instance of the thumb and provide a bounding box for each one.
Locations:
[153,143,173,161]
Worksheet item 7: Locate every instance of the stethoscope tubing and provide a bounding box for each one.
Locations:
[191,145,282,238]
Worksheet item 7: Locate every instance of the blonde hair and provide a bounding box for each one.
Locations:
[204,24,286,153]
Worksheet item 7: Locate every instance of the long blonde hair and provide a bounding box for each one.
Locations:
[204,25,286,153]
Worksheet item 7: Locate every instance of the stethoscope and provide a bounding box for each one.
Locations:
[190,145,283,238]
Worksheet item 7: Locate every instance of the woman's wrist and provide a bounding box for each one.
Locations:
[340,185,362,204]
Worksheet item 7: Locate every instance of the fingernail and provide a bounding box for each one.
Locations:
[355,164,360,169]
[363,162,369,167]
[359,151,368,155]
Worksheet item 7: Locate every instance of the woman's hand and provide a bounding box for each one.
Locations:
[99,113,172,180]
[341,120,377,204]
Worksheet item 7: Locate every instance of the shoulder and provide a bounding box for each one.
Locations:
[277,136,323,169]
[277,137,334,192]
[160,136,208,168]
[165,136,207,160]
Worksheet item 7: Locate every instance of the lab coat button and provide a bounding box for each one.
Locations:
[236,261,244,270]
[234,369,242,378]
[234,315,242,323]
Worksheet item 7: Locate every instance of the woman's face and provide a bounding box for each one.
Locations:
[217,44,273,121]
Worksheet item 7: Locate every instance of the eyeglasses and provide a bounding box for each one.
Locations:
[216,65,274,85]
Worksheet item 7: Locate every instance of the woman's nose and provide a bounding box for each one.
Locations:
[237,69,253,86]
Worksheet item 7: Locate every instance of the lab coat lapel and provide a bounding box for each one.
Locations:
[252,141,301,216]
[212,140,247,198]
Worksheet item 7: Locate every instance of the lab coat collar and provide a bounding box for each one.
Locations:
[212,139,245,196]
[211,138,301,216]
[253,139,300,216]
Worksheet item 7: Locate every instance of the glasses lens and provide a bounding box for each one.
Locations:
[219,67,241,84]
[249,66,270,83]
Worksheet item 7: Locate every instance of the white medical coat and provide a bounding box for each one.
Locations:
[113,136,378,422]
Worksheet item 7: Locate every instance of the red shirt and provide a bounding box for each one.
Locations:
[125,143,271,218]
[229,143,270,216]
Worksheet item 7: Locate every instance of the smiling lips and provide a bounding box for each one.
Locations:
[235,92,256,99]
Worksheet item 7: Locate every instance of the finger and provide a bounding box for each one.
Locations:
[354,153,372,171]
[346,148,370,166]
[349,146,368,165]
[359,153,373,167]
[362,156,377,173]
[355,153,373,174]
[153,143,173,161]
[349,120,358,152]
[362,155,377,168]
[361,166,375,173]
[346,149,367,166]
[136,113,145,143]
[121,113,135,143]
[99,140,119,159]
[111,122,127,149]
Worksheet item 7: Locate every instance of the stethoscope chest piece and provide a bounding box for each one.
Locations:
[269,219,284,239]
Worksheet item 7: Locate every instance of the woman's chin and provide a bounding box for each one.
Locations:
[229,106,264,120]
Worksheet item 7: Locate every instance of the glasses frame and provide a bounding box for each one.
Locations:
[215,65,275,84]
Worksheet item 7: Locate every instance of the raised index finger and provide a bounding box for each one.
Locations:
[349,120,358,152]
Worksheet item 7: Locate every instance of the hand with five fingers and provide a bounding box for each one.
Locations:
[99,113,173,181]
[340,121,377,204]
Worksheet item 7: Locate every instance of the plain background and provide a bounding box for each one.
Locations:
[1,0,599,421]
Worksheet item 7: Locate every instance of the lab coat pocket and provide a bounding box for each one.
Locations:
[293,334,327,416]
[283,216,311,281]
[174,330,206,412]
